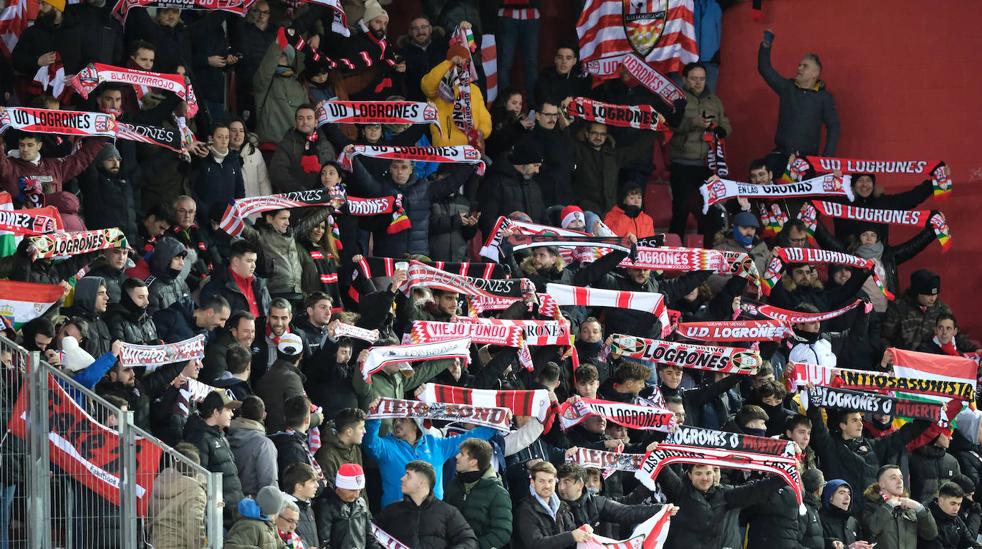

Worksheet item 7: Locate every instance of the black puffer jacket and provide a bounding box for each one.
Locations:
[315,490,382,549]
[595,270,712,339]
[375,495,478,549]
[147,236,191,314]
[924,498,980,549]
[744,482,805,549]
[105,297,159,346]
[820,505,861,548]
[95,359,183,430]
[182,413,244,515]
[564,491,660,536]
[530,124,575,207]
[800,493,825,549]
[512,494,576,549]
[909,444,961,503]
[80,165,138,246]
[199,265,272,318]
[950,433,982,496]
[429,191,477,262]
[86,260,127,304]
[479,160,546,235]
[67,276,113,357]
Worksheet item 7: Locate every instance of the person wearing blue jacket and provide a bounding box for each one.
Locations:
[363,414,498,507]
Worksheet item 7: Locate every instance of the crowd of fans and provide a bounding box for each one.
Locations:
[0,0,977,548]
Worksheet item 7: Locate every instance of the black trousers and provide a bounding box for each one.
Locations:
[669,163,717,244]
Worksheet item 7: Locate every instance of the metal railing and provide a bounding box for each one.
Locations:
[0,335,224,548]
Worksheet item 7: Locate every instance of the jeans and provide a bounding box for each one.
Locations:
[0,484,14,549]
[496,17,540,102]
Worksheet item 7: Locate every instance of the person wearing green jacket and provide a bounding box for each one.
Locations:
[445,439,513,549]
[861,464,938,549]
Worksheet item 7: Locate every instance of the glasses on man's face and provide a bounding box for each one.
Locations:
[278,516,298,526]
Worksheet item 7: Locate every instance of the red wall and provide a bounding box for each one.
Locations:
[717,0,982,336]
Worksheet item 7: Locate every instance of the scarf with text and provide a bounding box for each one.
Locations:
[577,506,672,549]
[609,334,762,375]
[419,383,551,422]
[368,397,511,431]
[354,256,507,281]
[480,215,590,263]
[338,144,485,175]
[558,397,676,433]
[120,334,205,368]
[316,100,439,128]
[372,523,411,549]
[503,233,637,259]
[112,0,253,22]
[667,425,795,457]
[804,157,952,199]
[811,200,951,252]
[30,227,126,259]
[764,246,891,300]
[780,156,814,183]
[621,53,686,106]
[117,121,193,153]
[70,63,200,118]
[360,338,471,382]
[675,320,793,343]
[219,189,337,236]
[447,25,481,147]
[566,446,645,473]
[411,320,523,347]
[740,299,871,324]
[454,316,571,346]
[465,292,561,319]
[403,260,532,299]
[333,322,379,343]
[706,131,728,177]
[0,106,116,138]
[786,362,975,401]
[173,378,217,417]
[803,385,945,424]
[636,445,803,507]
[719,250,762,291]
[699,174,854,214]
[565,97,669,131]
[619,246,726,272]
[547,283,671,337]
[0,206,62,235]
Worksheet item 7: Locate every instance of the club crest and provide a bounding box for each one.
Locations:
[623,0,669,57]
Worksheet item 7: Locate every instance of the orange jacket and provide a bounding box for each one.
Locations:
[604,205,655,238]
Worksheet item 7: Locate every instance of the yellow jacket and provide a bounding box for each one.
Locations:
[421,60,492,147]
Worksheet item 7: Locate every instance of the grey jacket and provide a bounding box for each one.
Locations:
[147,236,192,314]
[241,217,311,295]
[227,417,278,497]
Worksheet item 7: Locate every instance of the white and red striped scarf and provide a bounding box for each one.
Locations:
[577,506,672,549]
[454,316,571,346]
[411,320,522,347]
[811,200,952,252]
[0,206,62,236]
[360,338,471,382]
[0,0,29,59]
[546,283,670,337]
[700,174,854,214]
[69,63,200,118]
[804,157,952,197]
[297,0,349,36]
[32,55,66,99]
[372,523,411,549]
[636,444,804,507]
[609,334,762,375]
[403,260,532,299]
[675,320,793,343]
[566,446,645,472]
[619,246,726,272]
[481,35,498,102]
[465,292,561,319]
[0,106,117,138]
[338,144,485,175]
[368,397,512,431]
[479,215,590,263]
[316,100,439,128]
[219,189,339,237]
[565,97,669,131]
[173,378,217,417]
[558,397,676,433]
[333,322,379,343]
[620,53,686,106]
[765,246,893,300]
[740,299,871,324]
[419,383,550,423]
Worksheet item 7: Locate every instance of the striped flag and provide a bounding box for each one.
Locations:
[481,34,497,103]
[577,0,697,77]
[546,283,671,337]
[0,0,29,59]
[577,505,672,548]
[0,192,17,257]
[419,383,550,422]
[890,347,978,423]
[0,279,64,328]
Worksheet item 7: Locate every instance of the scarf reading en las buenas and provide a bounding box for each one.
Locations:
[699,174,854,214]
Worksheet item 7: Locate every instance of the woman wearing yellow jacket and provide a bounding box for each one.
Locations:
[421,45,493,148]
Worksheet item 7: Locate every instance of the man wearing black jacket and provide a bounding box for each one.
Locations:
[556,463,671,539]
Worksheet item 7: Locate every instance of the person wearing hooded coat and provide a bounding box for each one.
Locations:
[80,143,138,244]
[713,210,771,278]
[949,409,982,496]
[819,479,864,548]
[147,236,192,314]
[66,276,113,357]
[106,278,159,345]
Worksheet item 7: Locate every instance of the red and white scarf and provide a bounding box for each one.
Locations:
[372,523,411,549]
[30,227,126,259]
[69,63,200,118]
[454,316,570,346]
[719,250,763,292]
[565,97,669,131]
[112,0,251,22]
[403,260,532,299]
[411,320,523,347]
[465,292,561,319]
[786,362,975,402]
[219,189,340,237]
[740,299,871,324]
[558,397,676,433]
[480,216,590,263]
[668,425,796,457]
[117,122,194,154]
[636,445,804,507]
[368,397,511,431]
[609,334,762,375]
[0,106,116,138]
[675,320,793,343]
[566,446,645,473]
[360,338,471,382]
[619,246,727,272]
[333,322,379,343]
[700,174,854,214]
[120,334,205,368]
[419,383,551,422]
[338,144,485,175]
[804,156,952,199]
[577,506,672,549]
[764,246,893,300]
[32,54,66,99]
[316,100,439,128]
[620,53,686,106]
[0,206,62,236]
[706,131,728,177]
[546,283,671,337]
[811,200,951,252]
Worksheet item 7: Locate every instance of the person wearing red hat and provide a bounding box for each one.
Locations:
[559,205,585,231]
[315,463,381,549]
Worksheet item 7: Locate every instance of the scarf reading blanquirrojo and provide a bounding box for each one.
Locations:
[764,246,893,300]
[699,174,854,214]
[70,63,200,118]
[316,100,440,128]
[804,156,952,199]
[811,200,952,251]
[337,144,485,175]
[565,97,669,131]
[608,333,762,375]
[558,397,676,432]
[0,106,116,138]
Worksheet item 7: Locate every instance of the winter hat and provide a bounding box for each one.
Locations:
[61,336,96,372]
[447,44,471,63]
[256,486,285,519]
[733,211,760,229]
[955,408,982,444]
[802,468,825,494]
[820,479,851,511]
[96,143,122,165]
[362,0,388,23]
[910,269,941,296]
[560,205,585,229]
[509,140,544,166]
[43,0,66,13]
[277,333,304,356]
[336,463,366,490]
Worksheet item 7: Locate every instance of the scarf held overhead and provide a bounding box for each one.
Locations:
[316,100,439,127]
[699,174,854,214]
[576,505,672,549]
[566,97,669,131]
[546,283,671,338]
[765,246,892,300]
[558,397,677,433]
[504,233,637,259]
[741,299,871,324]
[667,425,795,457]
[403,260,532,299]
[620,53,686,106]
[360,338,471,382]
[354,256,507,281]
[0,206,62,235]
[786,362,975,401]
[111,0,254,22]
[117,122,193,154]
[675,320,793,343]
[812,200,951,252]
[368,397,511,431]
[410,320,523,347]
[0,106,116,138]
[804,156,952,198]
[609,334,762,375]
[338,144,485,175]
[30,228,126,259]
[70,63,200,118]
[619,246,726,272]
[419,383,551,422]
[566,446,645,473]
[480,216,589,263]
[119,334,205,368]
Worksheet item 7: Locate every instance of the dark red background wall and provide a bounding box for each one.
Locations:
[388,0,982,335]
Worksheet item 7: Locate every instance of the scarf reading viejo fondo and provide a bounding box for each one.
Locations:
[316,100,440,128]
[359,337,471,382]
[112,0,251,22]
[608,334,763,375]
[0,106,116,138]
[565,97,669,131]
[219,191,401,237]
[804,156,952,199]
[636,444,805,509]
[451,316,568,371]
[740,299,872,324]
[668,425,796,457]
[30,228,127,259]
[410,320,523,347]
[674,319,794,343]
[419,383,551,422]
[764,246,893,300]
[338,144,486,175]
[0,206,63,236]
[368,397,512,431]
[699,174,854,214]
[558,397,676,432]
[546,283,671,337]
[811,200,952,251]
[70,63,200,118]
[566,446,646,473]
